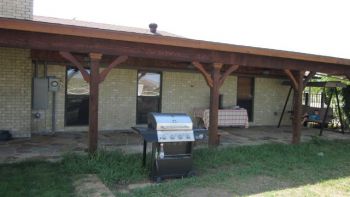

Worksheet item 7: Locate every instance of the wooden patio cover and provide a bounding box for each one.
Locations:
[0,17,350,152]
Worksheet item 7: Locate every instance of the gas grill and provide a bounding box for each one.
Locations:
[132,113,206,182]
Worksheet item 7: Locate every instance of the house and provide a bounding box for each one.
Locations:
[1,0,350,151]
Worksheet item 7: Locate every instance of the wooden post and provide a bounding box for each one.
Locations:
[335,88,345,134]
[192,62,239,147]
[59,52,127,153]
[88,53,102,153]
[208,63,222,146]
[320,89,333,136]
[291,71,304,144]
[284,69,306,144]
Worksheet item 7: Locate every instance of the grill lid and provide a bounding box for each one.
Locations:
[148,113,193,131]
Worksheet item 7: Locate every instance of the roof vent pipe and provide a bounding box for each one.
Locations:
[149,23,158,33]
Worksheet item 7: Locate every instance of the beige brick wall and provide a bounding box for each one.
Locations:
[99,69,137,130]
[252,77,292,126]
[0,0,33,20]
[0,47,32,137]
[31,67,291,132]
[161,71,237,121]
[34,67,137,132]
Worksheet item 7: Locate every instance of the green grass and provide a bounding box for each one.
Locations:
[1,139,350,196]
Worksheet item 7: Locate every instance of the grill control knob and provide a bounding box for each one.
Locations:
[170,135,175,140]
[178,135,183,140]
[186,135,191,139]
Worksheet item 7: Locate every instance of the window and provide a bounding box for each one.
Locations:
[65,67,90,126]
[136,71,162,124]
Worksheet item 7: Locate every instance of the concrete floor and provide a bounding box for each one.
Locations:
[0,126,349,163]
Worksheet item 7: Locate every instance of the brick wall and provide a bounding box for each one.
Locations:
[31,67,290,132]
[99,69,137,130]
[0,0,33,20]
[161,71,237,121]
[0,47,32,137]
[252,78,292,126]
[33,67,137,132]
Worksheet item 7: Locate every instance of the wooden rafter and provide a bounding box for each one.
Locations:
[192,61,213,87]
[284,69,299,91]
[303,71,316,87]
[59,51,90,82]
[219,65,239,87]
[99,55,128,82]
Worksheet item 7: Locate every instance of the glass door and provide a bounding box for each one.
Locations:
[136,71,162,124]
[65,67,90,126]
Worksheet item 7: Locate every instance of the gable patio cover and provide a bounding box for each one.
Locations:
[0,16,349,152]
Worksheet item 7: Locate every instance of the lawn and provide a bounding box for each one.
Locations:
[1,139,350,196]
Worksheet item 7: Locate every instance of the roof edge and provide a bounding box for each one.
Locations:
[0,17,350,66]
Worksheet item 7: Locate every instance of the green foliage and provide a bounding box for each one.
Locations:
[0,161,74,197]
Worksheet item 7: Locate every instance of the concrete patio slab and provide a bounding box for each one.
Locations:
[0,126,349,163]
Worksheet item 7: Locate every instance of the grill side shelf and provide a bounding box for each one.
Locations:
[131,127,158,142]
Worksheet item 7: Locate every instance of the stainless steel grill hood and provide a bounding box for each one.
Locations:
[148,113,195,142]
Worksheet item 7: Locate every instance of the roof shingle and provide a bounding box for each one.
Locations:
[33,15,182,38]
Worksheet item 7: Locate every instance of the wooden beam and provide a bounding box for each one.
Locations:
[2,29,350,75]
[2,17,350,66]
[88,52,102,153]
[99,55,128,82]
[284,69,299,91]
[192,61,213,87]
[303,71,316,87]
[219,65,239,87]
[59,51,90,82]
[208,63,223,147]
[291,70,304,144]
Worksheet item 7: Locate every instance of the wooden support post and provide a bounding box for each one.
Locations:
[284,69,305,144]
[59,52,127,153]
[88,53,102,153]
[320,89,333,136]
[291,71,304,144]
[335,88,345,134]
[208,63,222,147]
[192,62,239,147]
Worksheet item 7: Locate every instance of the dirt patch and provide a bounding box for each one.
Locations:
[116,179,154,194]
[74,174,115,197]
[217,175,292,196]
[181,175,292,197]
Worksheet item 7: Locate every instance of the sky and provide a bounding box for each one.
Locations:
[34,0,350,59]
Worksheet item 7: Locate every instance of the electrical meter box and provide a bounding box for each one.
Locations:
[48,77,60,92]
